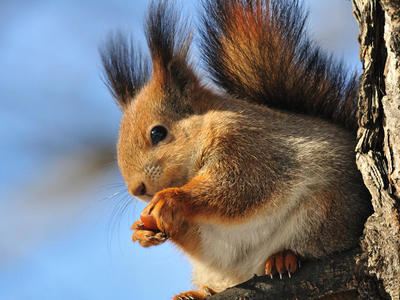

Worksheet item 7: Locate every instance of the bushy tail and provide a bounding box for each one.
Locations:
[200,0,358,131]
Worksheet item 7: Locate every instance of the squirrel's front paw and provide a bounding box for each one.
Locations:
[265,250,299,279]
[141,188,188,238]
[131,219,167,247]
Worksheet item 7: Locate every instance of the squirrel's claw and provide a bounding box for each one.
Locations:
[284,250,298,274]
[265,250,298,279]
[131,219,168,247]
[173,291,205,300]
[201,286,216,296]
[176,296,194,300]
[173,286,216,300]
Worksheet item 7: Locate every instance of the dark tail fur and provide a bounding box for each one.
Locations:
[200,0,358,131]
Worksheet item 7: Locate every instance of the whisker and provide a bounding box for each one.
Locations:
[106,191,138,252]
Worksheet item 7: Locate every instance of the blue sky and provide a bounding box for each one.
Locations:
[0,1,360,299]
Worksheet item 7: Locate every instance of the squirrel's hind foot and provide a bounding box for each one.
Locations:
[265,250,299,279]
[174,286,216,300]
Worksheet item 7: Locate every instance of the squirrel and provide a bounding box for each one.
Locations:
[100,0,372,299]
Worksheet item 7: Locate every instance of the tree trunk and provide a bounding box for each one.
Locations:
[208,0,400,299]
[352,0,400,299]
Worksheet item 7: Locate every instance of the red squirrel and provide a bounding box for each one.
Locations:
[100,0,371,299]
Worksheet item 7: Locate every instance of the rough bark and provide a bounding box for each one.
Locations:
[208,248,386,300]
[207,0,400,299]
[352,0,400,299]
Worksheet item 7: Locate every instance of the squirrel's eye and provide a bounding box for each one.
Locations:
[150,125,168,146]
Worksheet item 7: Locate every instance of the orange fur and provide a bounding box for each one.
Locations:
[101,0,371,297]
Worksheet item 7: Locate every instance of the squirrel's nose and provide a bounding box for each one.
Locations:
[130,182,146,196]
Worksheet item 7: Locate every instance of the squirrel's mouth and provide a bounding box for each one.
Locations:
[135,194,153,203]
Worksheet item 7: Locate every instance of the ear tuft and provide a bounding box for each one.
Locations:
[146,0,194,89]
[100,1,198,112]
[100,32,150,109]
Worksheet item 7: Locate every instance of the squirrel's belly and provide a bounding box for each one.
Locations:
[188,195,311,292]
[189,211,295,292]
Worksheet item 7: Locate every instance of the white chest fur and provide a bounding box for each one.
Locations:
[189,193,310,292]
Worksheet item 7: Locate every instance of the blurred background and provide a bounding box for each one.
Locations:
[0,1,361,299]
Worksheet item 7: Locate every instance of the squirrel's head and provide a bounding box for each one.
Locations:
[101,1,203,201]
[116,61,202,201]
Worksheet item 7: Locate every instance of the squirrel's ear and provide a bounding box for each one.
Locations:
[100,32,150,110]
[146,1,197,100]
[166,57,197,97]
[153,57,196,116]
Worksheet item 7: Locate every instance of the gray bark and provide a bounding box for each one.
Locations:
[353,0,400,299]
[208,249,385,300]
